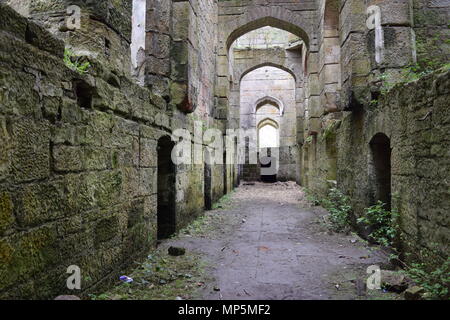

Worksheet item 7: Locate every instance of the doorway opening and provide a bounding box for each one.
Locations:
[204,148,212,210]
[157,136,176,239]
[369,133,392,210]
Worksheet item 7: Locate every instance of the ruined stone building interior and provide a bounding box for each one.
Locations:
[0,0,449,301]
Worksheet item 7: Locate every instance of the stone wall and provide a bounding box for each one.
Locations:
[413,0,450,68]
[337,68,450,260]
[302,0,450,191]
[301,0,450,260]
[28,0,134,78]
[0,1,228,299]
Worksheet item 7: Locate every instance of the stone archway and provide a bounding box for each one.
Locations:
[237,61,300,86]
[216,4,317,184]
[223,6,314,52]
[257,118,279,148]
[254,96,285,116]
[215,4,315,120]
[369,133,392,210]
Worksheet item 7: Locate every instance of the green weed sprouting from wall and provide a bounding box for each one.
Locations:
[320,120,341,142]
[357,201,399,247]
[392,243,450,300]
[406,258,450,300]
[304,188,321,206]
[359,197,449,299]
[64,48,91,75]
[379,72,395,96]
[305,135,313,144]
[320,188,352,232]
[377,35,449,97]
[307,186,449,299]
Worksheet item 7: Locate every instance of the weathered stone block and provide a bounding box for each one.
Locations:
[0,3,27,38]
[16,182,65,228]
[95,215,120,245]
[139,138,157,168]
[11,119,50,182]
[0,225,59,290]
[147,32,171,59]
[53,145,84,173]
[0,192,14,235]
[84,147,111,171]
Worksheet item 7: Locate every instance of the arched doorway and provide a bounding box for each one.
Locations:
[257,118,279,150]
[204,148,212,210]
[225,14,311,52]
[222,11,310,183]
[369,133,392,210]
[258,118,279,183]
[157,136,176,239]
[223,138,228,196]
[239,65,295,181]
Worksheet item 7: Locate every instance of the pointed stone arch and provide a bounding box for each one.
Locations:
[157,135,176,239]
[254,96,284,116]
[258,117,279,130]
[224,6,314,52]
[215,4,314,122]
[257,118,280,151]
[369,133,392,210]
[238,62,298,84]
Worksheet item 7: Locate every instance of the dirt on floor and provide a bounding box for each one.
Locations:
[94,182,402,300]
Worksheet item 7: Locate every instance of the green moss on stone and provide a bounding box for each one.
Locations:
[0,192,14,234]
[170,81,187,105]
[95,215,120,244]
[0,239,13,266]
[0,226,58,290]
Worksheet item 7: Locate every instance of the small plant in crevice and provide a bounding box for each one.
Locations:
[304,188,320,206]
[358,200,449,300]
[379,72,395,96]
[320,120,340,142]
[406,258,450,300]
[442,62,450,71]
[357,201,399,247]
[393,244,450,300]
[378,58,449,97]
[320,188,352,233]
[212,191,234,210]
[64,48,91,75]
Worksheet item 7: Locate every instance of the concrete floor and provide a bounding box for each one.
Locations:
[161,182,394,300]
